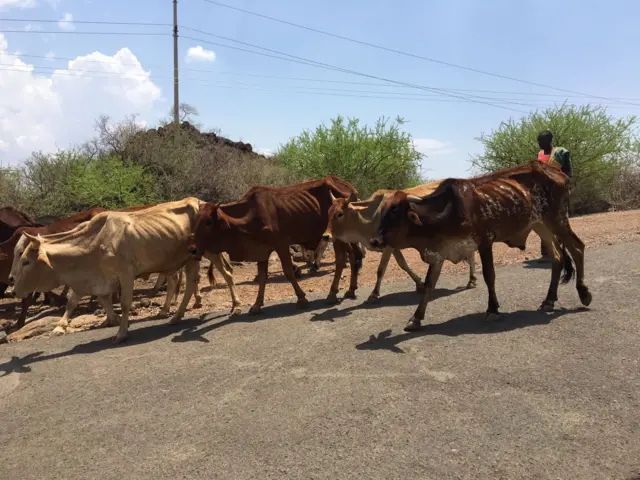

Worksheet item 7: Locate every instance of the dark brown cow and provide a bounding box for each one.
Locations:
[188,175,363,314]
[371,161,592,331]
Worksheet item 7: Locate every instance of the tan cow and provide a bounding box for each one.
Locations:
[327,180,477,303]
[8,198,240,343]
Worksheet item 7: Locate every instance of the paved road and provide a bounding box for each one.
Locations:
[1,242,639,480]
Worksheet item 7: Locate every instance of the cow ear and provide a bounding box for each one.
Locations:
[407,208,423,226]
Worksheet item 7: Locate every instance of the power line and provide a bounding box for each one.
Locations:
[0,29,169,36]
[2,63,637,111]
[0,18,171,27]
[3,51,640,102]
[200,0,639,107]
[179,31,531,114]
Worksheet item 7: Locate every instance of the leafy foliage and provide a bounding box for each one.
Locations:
[276,115,424,198]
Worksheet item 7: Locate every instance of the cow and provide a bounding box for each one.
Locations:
[8,198,240,343]
[370,160,592,332]
[327,180,477,304]
[188,175,364,314]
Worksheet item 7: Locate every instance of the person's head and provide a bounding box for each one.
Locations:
[537,130,553,150]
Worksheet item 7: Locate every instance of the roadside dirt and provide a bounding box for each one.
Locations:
[2,209,639,343]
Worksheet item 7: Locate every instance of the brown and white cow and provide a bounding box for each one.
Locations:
[188,175,364,314]
[371,161,592,331]
[8,198,239,343]
[327,180,477,304]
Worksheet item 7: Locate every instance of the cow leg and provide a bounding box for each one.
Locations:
[465,255,478,289]
[169,259,200,325]
[344,243,359,299]
[311,237,330,273]
[209,253,242,315]
[61,285,70,298]
[392,248,425,293]
[12,293,36,330]
[547,221,592,308]
[159,272,179,316]
[0,282,8,298]
[249,260,269,315]
[113,275,135,344]
[58,290,82,330]
[366,247,393,304]
[404,259,444,331]
[478,244,500,322]
[327,241,348,304]
[151,274,166,296]
[207,261,217,288]
[277,247,309,309]
[97,294,120,329]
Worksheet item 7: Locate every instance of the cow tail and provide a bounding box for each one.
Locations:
[560,243,575,285]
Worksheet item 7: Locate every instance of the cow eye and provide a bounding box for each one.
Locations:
[337,210,344,218]
[22,260,30,266]
[206,218,213,226]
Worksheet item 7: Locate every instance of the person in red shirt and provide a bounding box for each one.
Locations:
[536,130,573,260]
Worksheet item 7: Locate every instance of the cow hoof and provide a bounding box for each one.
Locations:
[344,290,357,300]
[326,293,339,305]
[192,301,203,309]
[483,312,501,322]
[168,315,183,325]
[578,288,592,307]
[249,305,263,315]
[538,302,554,312]
[403,318,422,332]
[465,280,477,289]
[112,334,127,344]
[296,298,309,309]
[365,294,379,304]
[416,283,426,293]
[230,306,242,316]
[294,267,302,279]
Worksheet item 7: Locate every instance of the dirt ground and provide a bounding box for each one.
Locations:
[2,208,639,342]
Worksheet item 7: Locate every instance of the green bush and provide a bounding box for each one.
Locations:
[471,104,640,214]
[276,115,423,198]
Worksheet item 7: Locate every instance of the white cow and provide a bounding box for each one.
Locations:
[9,197,240,343]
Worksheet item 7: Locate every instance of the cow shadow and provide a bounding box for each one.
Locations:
[236,269,334,286]
[0,314,226,377]
[308,287,461,323]
[355,306,589,353]
[522,259,552,270]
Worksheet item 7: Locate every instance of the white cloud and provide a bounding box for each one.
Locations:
[57,12,74,31]
[255,147,274,157]
[413,138,457,156]
[0,0,37,9]
[0,34,162,164]
[185,45,216,63]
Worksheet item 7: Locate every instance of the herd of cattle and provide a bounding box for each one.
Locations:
[0,160,592,344]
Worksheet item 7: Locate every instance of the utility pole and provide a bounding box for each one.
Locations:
[173,0,179,124]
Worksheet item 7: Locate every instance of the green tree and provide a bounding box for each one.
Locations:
[276,115,424,198]
[471,104,639,214]
[66,156,158,211]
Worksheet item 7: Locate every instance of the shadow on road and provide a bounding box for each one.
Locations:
[0,314,226,377]
[355,306,590,353]
[236,269,334,286]
[308,287,461,323]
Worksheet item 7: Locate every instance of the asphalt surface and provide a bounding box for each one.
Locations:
[1,241,639,480]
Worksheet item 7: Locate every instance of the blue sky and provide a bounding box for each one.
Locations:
[1,0,640,179]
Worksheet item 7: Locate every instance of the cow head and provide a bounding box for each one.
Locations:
[190,202,225,258]
[370,190,454,250]
[8,232,57,298]
[327,191,369,241]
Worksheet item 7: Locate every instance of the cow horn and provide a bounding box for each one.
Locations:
[329,190,337,203]
[23,232,42,247]
[431,201,453,224]
[406,194,423,204]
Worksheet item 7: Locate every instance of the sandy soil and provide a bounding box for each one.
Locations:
[2,209,639,342]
